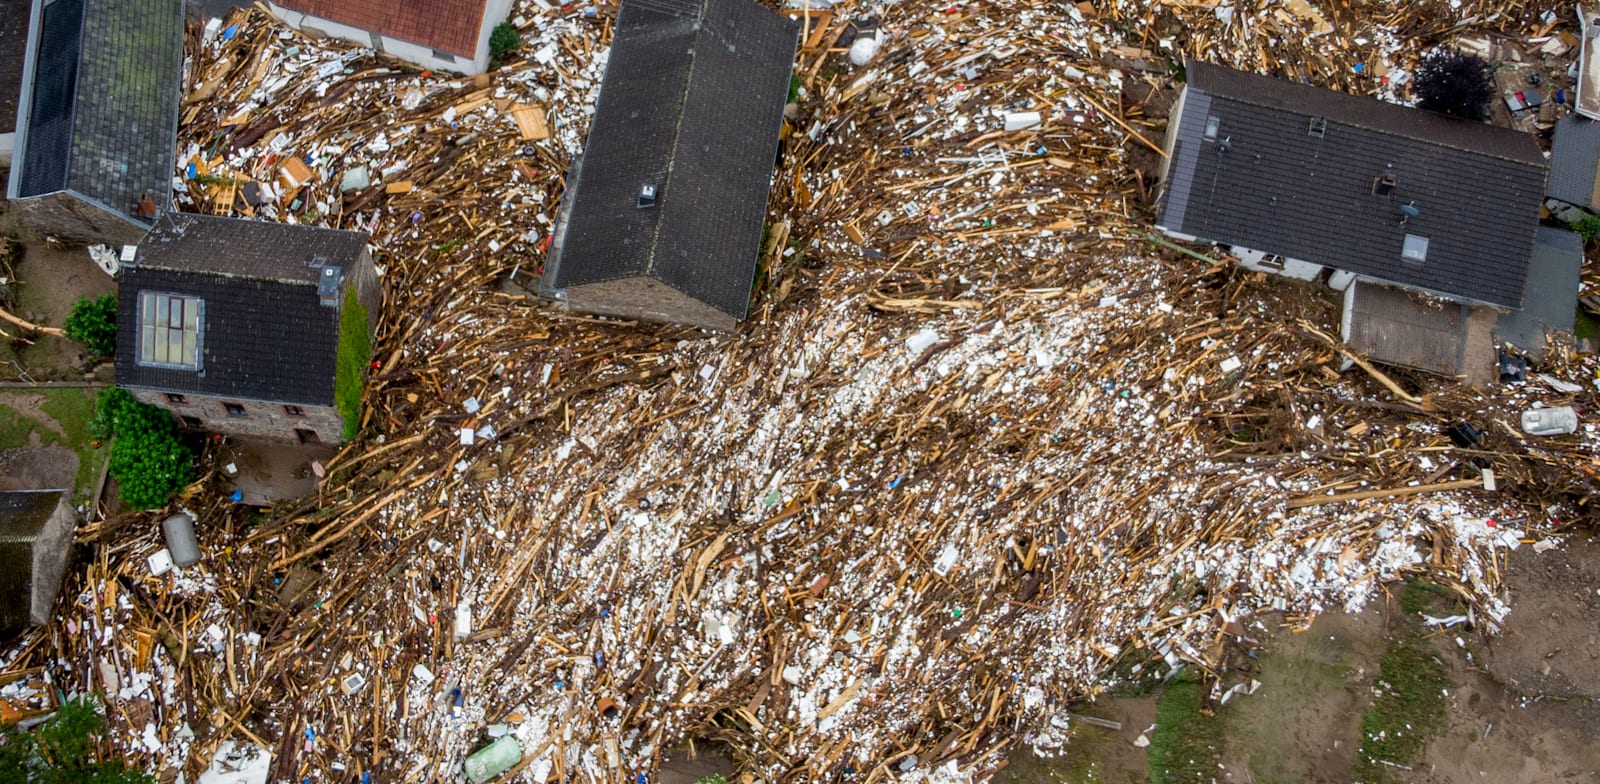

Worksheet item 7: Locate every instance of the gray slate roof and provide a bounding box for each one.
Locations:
[9,0,182,218]
[544,0,799,321]
[116,214,371,406]
[1548,115,1600,209]
[1496,227,1584,357]
[1159,60,1547,309]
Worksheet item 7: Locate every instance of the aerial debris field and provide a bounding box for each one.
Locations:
[4,0,1598,782]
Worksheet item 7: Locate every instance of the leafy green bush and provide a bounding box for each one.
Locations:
[94,388,192,510]
[1565,212,1600,244]
[334,289,372,441]
[489,22,522,67]
[63,294,118,358]
[0,696,155,784]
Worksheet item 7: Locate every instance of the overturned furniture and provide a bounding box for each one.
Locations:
[114,214,379,445]
[539,0,800,332]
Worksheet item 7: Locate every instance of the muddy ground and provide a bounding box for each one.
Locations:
[998,536,1600,784]
[0,239,117,383]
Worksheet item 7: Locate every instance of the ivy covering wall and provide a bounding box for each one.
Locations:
[333,288,372,441]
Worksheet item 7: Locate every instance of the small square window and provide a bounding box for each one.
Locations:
[224,402,247,418]
[180,416,203,429]
[1308,117,1327,137]
[284,405,306,417]
[166,393,187,404]
[1203,115,1221,141]
[1402,234,1429,263]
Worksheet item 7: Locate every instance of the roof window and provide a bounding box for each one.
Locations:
[137,292,203,371]
[637,184,659,208]
[1401,234,1429,264]
[1308,117,1326,137]
[1203,115,1221,141]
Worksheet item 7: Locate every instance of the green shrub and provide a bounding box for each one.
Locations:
[63,294,118,358]
[94,388,192,510]
[0,696,155,784]
[334,289,372,442]
[489,22,522,67]
[1564,212,1600,244]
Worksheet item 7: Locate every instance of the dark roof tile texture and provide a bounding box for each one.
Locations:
[136,213,370,284]
[115,215,370,406]
[0,0,28,133]
[15,0,182,218]
[1160,60,1546,309]
[275,0,487,58]
[1548,115,1600,209]
[548,0,798,321]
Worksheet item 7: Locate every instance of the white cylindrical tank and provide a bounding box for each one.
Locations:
[162,513,201,567]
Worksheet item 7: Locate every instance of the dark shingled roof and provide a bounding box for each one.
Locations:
[1159,60,1547,309]
[10,0,182,218]
[0,0,28,134]
[273,0,488,59]
[1548,115,1600,210]
[115,215,370,406]
[544,0,799,322]
[0,490,62,544]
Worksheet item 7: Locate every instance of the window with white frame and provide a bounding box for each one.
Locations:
[138,292,204,370]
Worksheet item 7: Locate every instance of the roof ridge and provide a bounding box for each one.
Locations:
[641,0,709,279]
[1216,91,1547,169]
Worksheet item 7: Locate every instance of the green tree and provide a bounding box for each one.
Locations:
[63,295,118,358]
[489,22,522,68]
[0,696,155,784]
[93,388,193,510]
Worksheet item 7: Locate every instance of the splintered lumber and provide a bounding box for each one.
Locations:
[1286,476,1491,509]
[16,3,1597,784]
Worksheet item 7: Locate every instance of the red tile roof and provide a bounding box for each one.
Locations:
[277,0,488,59]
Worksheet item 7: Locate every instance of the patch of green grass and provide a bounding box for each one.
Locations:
[0,388,109,501]
[1575,307,1599,343]
[1399,578,1453,615]
[1148,671,1222,783]
[1353,640,1448,783]
[334,288,372,441]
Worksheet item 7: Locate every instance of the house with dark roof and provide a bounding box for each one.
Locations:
[538,0,799,332]
[1156,60,1579,379]
[266,0,514,75]
[0,0,29,168]
[115,214,380,445]
[0,490,75,633]
[5,0,182,245]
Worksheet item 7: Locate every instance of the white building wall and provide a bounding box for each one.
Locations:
[266,2,488,74]
[1230,245,1324,281]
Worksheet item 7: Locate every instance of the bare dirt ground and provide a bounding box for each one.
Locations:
[0,242,117,382]
[0,446,78,492]
[997,537,1600,784]
[1417,536,1600,784]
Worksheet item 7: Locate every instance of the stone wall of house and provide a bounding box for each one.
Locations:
[8,192,149,246]
[566,276,739,332]
[128,388,345,445]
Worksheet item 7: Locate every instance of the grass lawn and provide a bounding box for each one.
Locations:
[0,387,109,502]
[1148,672,1223,783]
[1353,581,1453,783]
